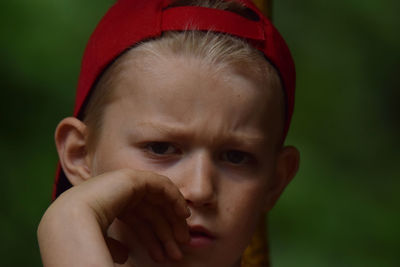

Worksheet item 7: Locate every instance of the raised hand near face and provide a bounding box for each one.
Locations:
[38,169,191,267]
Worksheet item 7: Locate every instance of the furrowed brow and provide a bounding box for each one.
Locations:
[135,121,266,147]
[222,133,266,148]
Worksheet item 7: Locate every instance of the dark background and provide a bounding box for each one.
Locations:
[1,0,399,266]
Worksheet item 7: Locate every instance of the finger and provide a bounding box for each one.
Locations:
[75,169,188,232]
[143,193,190,243]
[129,217,166,263]
[136,205,183,260]
[105,237,129,264]
[145,180,191,219]
[162,205,190,244]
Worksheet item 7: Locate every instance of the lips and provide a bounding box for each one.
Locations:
[187,225,215,248]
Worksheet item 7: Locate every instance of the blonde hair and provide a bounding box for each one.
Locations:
[83,30,282,148]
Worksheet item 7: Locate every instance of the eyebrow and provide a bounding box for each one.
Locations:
[135,121,267,147]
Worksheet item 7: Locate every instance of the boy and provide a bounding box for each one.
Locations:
[37,0,299,266]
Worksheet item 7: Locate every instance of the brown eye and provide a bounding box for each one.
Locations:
[222,150,250,165]
[147,142,178,155]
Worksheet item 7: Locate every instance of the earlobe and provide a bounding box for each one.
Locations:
[55,117,92,186]
[264,146,300,212]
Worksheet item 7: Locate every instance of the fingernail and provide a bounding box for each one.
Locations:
[175,203,191,218]
[186,207,191,217]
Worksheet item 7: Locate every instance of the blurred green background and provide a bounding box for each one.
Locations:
[1,0,399,266]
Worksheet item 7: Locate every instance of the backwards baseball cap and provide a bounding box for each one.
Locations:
[53,0,296,199]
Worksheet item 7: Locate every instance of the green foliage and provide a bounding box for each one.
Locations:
[1,0,398,265]
[270,0,400,266]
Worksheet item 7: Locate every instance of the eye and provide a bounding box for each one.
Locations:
[221,150,251,165]
[145,142,179,155]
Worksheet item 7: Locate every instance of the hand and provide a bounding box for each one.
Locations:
[37,169,191,267]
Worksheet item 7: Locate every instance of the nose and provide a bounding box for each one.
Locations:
[177,150,217,208]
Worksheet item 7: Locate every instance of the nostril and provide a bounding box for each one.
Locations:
[184,195,216,208]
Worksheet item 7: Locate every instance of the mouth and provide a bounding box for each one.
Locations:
[187,225,216,248]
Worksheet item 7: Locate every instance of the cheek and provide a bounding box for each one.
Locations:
[217,181,268,256]
[89,138,140,176]
[222,168,273,214]
[221,180,268,228]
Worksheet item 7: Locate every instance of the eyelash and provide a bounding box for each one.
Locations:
[144,142,181,156]
[221,150,253,165]
[143,142,253,165]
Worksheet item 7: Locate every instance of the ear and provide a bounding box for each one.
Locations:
[55,117,92,186]
[264,146,300,211]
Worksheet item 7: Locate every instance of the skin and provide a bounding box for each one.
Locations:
[38,53,299,267]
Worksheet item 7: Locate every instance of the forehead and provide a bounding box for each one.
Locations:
[103,51,283,145]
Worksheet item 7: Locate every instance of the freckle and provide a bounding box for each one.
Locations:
[225,206,233,215]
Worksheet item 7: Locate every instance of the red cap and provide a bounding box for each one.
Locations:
[53,0,296,199]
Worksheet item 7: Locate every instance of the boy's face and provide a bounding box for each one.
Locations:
[86,53,287,266]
